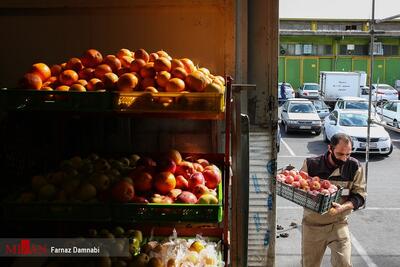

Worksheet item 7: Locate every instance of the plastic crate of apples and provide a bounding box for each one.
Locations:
[275,167,342,214]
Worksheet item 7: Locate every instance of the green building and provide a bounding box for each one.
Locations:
[279,1,400,90]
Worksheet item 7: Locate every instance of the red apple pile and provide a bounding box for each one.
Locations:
[276,169,338,196]
[15,150,221,205]
[129,149,221,205]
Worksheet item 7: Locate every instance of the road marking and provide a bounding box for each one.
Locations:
[351,233,378,267]
[280,138,296,156]
[278,206,400,211]
[279,155,318,158]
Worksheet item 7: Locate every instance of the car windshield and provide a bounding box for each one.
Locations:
[339,113,369,127]
[345,102,369,110]
[304,84,319,90]
[289,103,315,113]
[313,100,329,110]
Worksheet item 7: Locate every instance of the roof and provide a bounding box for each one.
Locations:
[287,98,312,102]
[337,97,368,101]
[280,0,400,21]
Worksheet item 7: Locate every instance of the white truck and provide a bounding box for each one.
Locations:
[319,71,366,104]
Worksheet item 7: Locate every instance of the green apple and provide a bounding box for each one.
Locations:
[197,194,218,204]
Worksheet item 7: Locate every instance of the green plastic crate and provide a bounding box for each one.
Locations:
[276,180,343,214]
[112,182,223,223]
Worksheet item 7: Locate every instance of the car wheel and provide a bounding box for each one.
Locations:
[384,144,393,156]
[315,129,321,136]
[284,123,291,134]
[393,120,399,128]
[323,128,329,143]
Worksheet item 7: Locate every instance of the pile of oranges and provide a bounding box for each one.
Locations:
[20,48,225,93]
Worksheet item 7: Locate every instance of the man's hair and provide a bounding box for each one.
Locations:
[330,133,352,147]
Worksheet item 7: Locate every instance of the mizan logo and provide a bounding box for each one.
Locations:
[5,239,47,256]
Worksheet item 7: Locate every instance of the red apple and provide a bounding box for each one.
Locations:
[131,196,149,203]
[285,175,294,184]
[282,170,290,176]
[202,168,221,190]
[293,175,302,181]
[292,181,301,188]
[166,149,182,165]
[192,184,210,198]
[153,172,176,195]
[299,179,308,188]
[136,157,157,170]
[167,188,182,201]
[175,161,195,179]
[175,175,189,190]
[289,170,298,177]
[196,159,209,168]
[321,180,331,189]
[132,171,153,192]
[193,162,204,172]
[157,158,176,173]
[310,181,321,191]
[188,172,205,190]
[299,171,309,180]
[176,191,198,204]
[151,194,174,204]
[112,180,135,202]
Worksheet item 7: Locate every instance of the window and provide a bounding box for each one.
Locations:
[280,43,332,56]
[345,25,358,31]
[337,101,344,109]
[383,45,399,56]
[389,103,398,112]
[339,44,369,55]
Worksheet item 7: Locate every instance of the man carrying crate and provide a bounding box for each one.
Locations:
[300,133,367,267]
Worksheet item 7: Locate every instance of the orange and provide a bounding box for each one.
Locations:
[117,73,139,92]
[66,57,84,72]
[81,49,103,68]
[166,78,185,92]
[30,63,51,82]
[134,48,150,63]
[59,70,79,86]
[103,55,122,72]
[21,73,42,89]
[154,57,171,72]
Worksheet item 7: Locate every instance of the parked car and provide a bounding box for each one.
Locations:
[376,100,400,128]
[297,83,320,99]
[334,96,370,111]
[278,82,295,100]
[311,99,330,120]
[360,84,399,103]
[281,98,322,135]
[323,109,393,155]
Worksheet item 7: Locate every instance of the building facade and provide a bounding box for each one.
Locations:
[279,19,400,89]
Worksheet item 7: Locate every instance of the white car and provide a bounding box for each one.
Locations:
[360,84,399,103]
[297,83,320,99]
[281,98,322,135]
[323,109,392,155]
[376,100,400,128]
[334,97,370,111]
[278,82,295,100]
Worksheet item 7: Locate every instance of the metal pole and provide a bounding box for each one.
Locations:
[366,0,376,199]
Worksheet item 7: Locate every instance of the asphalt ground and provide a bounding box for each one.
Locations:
[275,123,400,267]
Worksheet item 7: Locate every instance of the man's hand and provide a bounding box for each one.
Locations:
[328,201,354,216]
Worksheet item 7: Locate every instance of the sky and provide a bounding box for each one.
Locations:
[280,0,400,20]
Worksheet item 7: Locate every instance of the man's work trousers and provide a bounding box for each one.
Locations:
[302,220,352,267]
